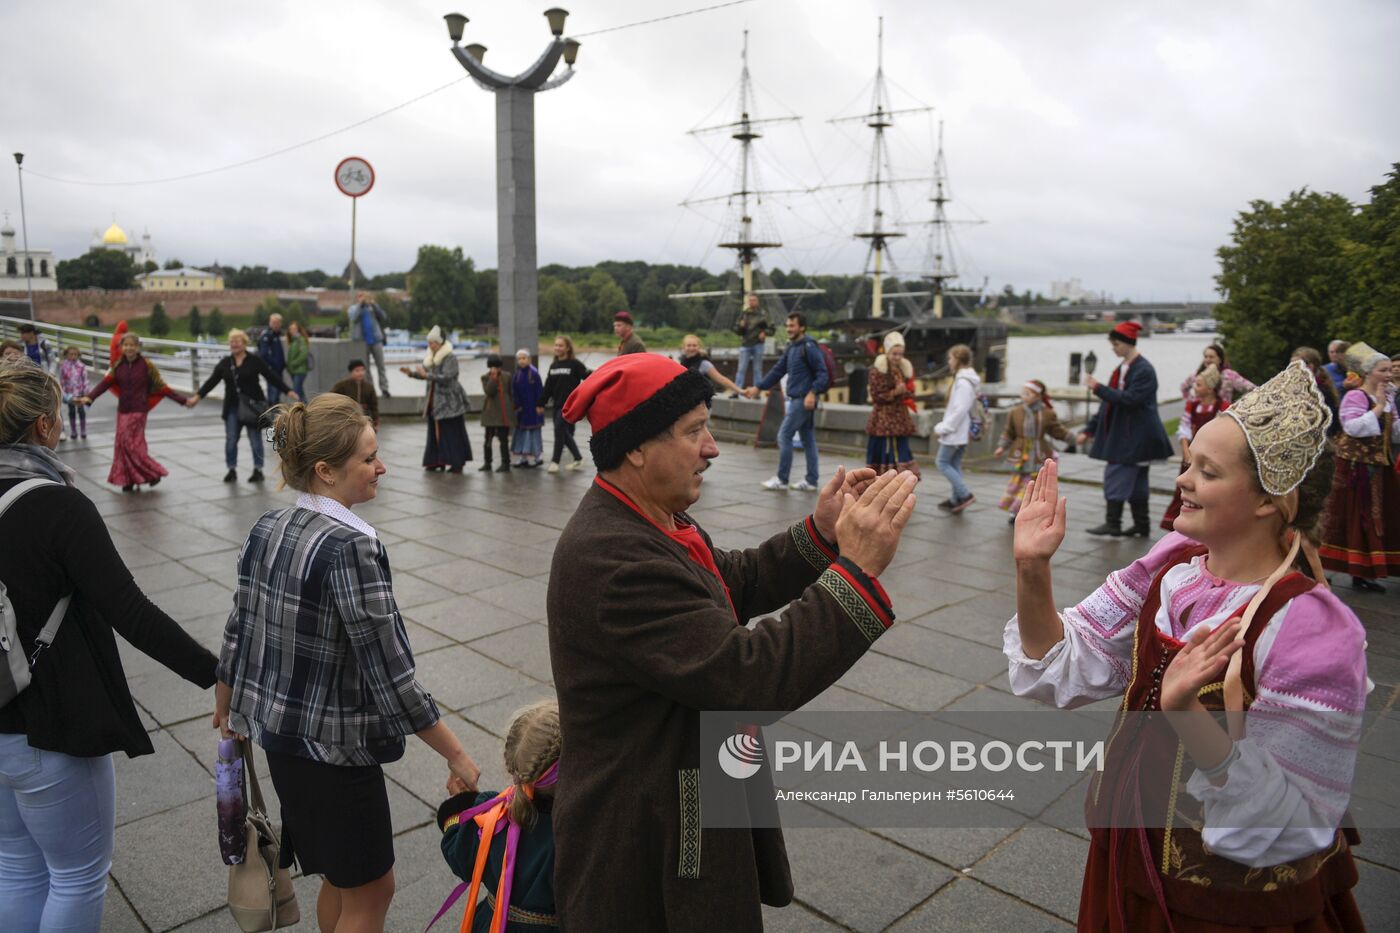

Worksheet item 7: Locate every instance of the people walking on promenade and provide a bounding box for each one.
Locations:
[933,343,981,513]
[1179,344,1254,402]
[78,333,189,492]
[865,331,919,476]
[748,312,830,491]
[58,345,88,440]
[16,324,55,373]
[1076,321,1175,537]
[215,394,481,933]
[550,351,914,931]
[285,319,310,400]
[538,335,589,473]
[679,334,742,395]
[1324,340,1350,394]
[512,349,545,468]
[1160,365,1228,531]
[480,354,516,473]
[1320,341,1400,591]
[257,313,288,404]
[995,379,1071,523]
[435,701,560,932]
[348,292,391,396]
[613,311,646,356]
[187,329,299,484]
[733,292,770,391]
[1006,361,1366,931]
[1291,347,1341,436]
[402,326,472,473]
[0,360,218,931]
[330,358,380,427]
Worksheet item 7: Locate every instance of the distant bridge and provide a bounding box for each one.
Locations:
[1002,302,1216,326]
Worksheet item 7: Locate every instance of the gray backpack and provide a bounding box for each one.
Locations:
[0,479,70,708]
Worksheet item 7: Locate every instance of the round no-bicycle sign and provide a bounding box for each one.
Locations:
[335,157,375,197]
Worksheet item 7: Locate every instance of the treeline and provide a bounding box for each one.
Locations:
[1214,163,1399,382]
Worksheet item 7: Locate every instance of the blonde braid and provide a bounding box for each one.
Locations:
[503,701,561,829]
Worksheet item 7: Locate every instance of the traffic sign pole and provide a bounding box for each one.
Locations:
[334,156,375,309]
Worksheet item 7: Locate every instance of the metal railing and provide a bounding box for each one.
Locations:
[0,314,228,399]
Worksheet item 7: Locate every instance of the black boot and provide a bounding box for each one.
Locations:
[1087,500,1124,536]
[1124,498,1151,538]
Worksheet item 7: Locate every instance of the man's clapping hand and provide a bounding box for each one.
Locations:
[834,470,918,578]
[813,466,877,542]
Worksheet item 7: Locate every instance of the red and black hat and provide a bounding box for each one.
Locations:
[562,353,713,470]
[613,311,634,324]
[1109,320,1142,345]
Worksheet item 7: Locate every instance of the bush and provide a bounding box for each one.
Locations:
[207,308,226,337]
[187,307,203,337]
[149,302,171,337]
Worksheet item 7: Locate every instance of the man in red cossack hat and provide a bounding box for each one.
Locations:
[1075,320,1175,537]
[546,352,918,931]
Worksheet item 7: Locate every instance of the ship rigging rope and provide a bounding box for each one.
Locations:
[20,0,756,188]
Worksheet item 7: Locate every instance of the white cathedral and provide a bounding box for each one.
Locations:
[91,221,157,267]
[1,211,58,292]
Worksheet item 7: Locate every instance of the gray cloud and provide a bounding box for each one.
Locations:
[3,0,1396,300]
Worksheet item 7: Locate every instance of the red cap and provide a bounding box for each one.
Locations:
[1110,321,1142,344]
[562,353,713,470]
[613,311,634,324]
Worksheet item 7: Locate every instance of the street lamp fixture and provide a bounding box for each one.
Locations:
[543,7,569,36]
[563,38,580,66]
[464,43,487,62]
[12,152,35,321]
[443,12,468,43]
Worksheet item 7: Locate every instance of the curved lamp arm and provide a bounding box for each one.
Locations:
[451,38,566,90]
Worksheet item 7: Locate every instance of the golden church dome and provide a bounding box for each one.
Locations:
[102,222,129,246]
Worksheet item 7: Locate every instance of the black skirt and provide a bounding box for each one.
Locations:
[424,415,472,469]
[264,749,394,888]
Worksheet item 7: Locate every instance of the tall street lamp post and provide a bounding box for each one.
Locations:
[443,9,580,362]
[13,153,35,321]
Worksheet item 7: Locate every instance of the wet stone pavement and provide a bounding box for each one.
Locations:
[52,409,1398,932]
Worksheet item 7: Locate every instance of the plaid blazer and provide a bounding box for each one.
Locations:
[218,508,440,765]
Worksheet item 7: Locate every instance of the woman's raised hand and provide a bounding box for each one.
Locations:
[1161,619,1243,712]
[1013,458,1068,563]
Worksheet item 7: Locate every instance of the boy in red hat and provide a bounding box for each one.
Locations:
[1075,320,1175,536]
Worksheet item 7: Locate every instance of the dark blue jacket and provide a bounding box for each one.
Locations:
[757,334,829,398]
[1085,355,1174,464]
[257,328,286,373]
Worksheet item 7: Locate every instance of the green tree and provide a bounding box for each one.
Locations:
[540,279,583,333]
[149,302,171,337]
[1338,164,1400,350]
[142,260,159,274]
[409,245,479,330]
[1214,188,1358,382]
[207,307,226,337]
[163,258,184,270]
[253,295,282,326]
[55,249,138,290]
[187,306,203,337]
[578,270,628,332]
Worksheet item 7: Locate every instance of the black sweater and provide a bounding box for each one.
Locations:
[0,479,218,757]
[197,352,294,418]
[539,358,590,412]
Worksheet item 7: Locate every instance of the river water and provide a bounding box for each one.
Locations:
[382,332,1217,403]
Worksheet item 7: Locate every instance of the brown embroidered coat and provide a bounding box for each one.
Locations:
[547,483,895,932]
[998,403,1071,462]
[865,356,917,438]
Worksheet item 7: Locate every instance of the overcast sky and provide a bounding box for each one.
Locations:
[2,0,1396,300]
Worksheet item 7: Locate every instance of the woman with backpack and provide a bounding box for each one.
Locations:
[0,360,219,931]
[933,344,980,513]
[186,329,299,484]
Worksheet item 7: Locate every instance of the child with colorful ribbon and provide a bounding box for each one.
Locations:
[428,701,560,933]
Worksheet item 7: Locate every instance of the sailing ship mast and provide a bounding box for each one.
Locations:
[670,32,821,312]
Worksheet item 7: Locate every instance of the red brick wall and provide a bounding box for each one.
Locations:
[0,290,348,326]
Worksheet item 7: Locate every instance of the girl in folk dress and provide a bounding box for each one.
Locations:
[1160,365,1228,531]
[1180,344,1254,403]
[58,345,89,440]
[79,334,188,492]
[1319,341,1400,591]
[995,379,1071,523]
[1006,361,1366,932]
[865,331,920,476]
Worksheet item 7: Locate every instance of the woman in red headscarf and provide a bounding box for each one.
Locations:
[79,332,187,491]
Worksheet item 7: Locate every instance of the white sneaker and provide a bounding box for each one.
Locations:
[547,462,560,474]
[567,459,584,471]
[789,480,818,492]
[761,476,787,490]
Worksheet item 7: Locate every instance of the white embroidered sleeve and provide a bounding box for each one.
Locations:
[1003,610,1125,708]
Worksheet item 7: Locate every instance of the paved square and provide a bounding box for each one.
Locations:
[53,405,1399,931]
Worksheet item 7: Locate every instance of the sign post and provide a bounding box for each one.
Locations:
[334,156,375,307]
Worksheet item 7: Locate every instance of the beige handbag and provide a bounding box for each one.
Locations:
[227,741,301,932]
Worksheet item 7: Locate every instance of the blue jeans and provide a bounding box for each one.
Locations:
[936,442,970,501]
[291,373,307,399]
[0,734,115,932]
[265,370,284,404]
[225,409,265,470]
[736,345,765,389]
[777,398,818,486]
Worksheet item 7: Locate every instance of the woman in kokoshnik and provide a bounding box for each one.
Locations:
[1004,360,1369,932]
[79,333,189,491]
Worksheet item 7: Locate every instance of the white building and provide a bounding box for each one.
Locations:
[1,211,58,292]
[1049,278,1100,303]
[90,221,157,268]
[135,267,225,291]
